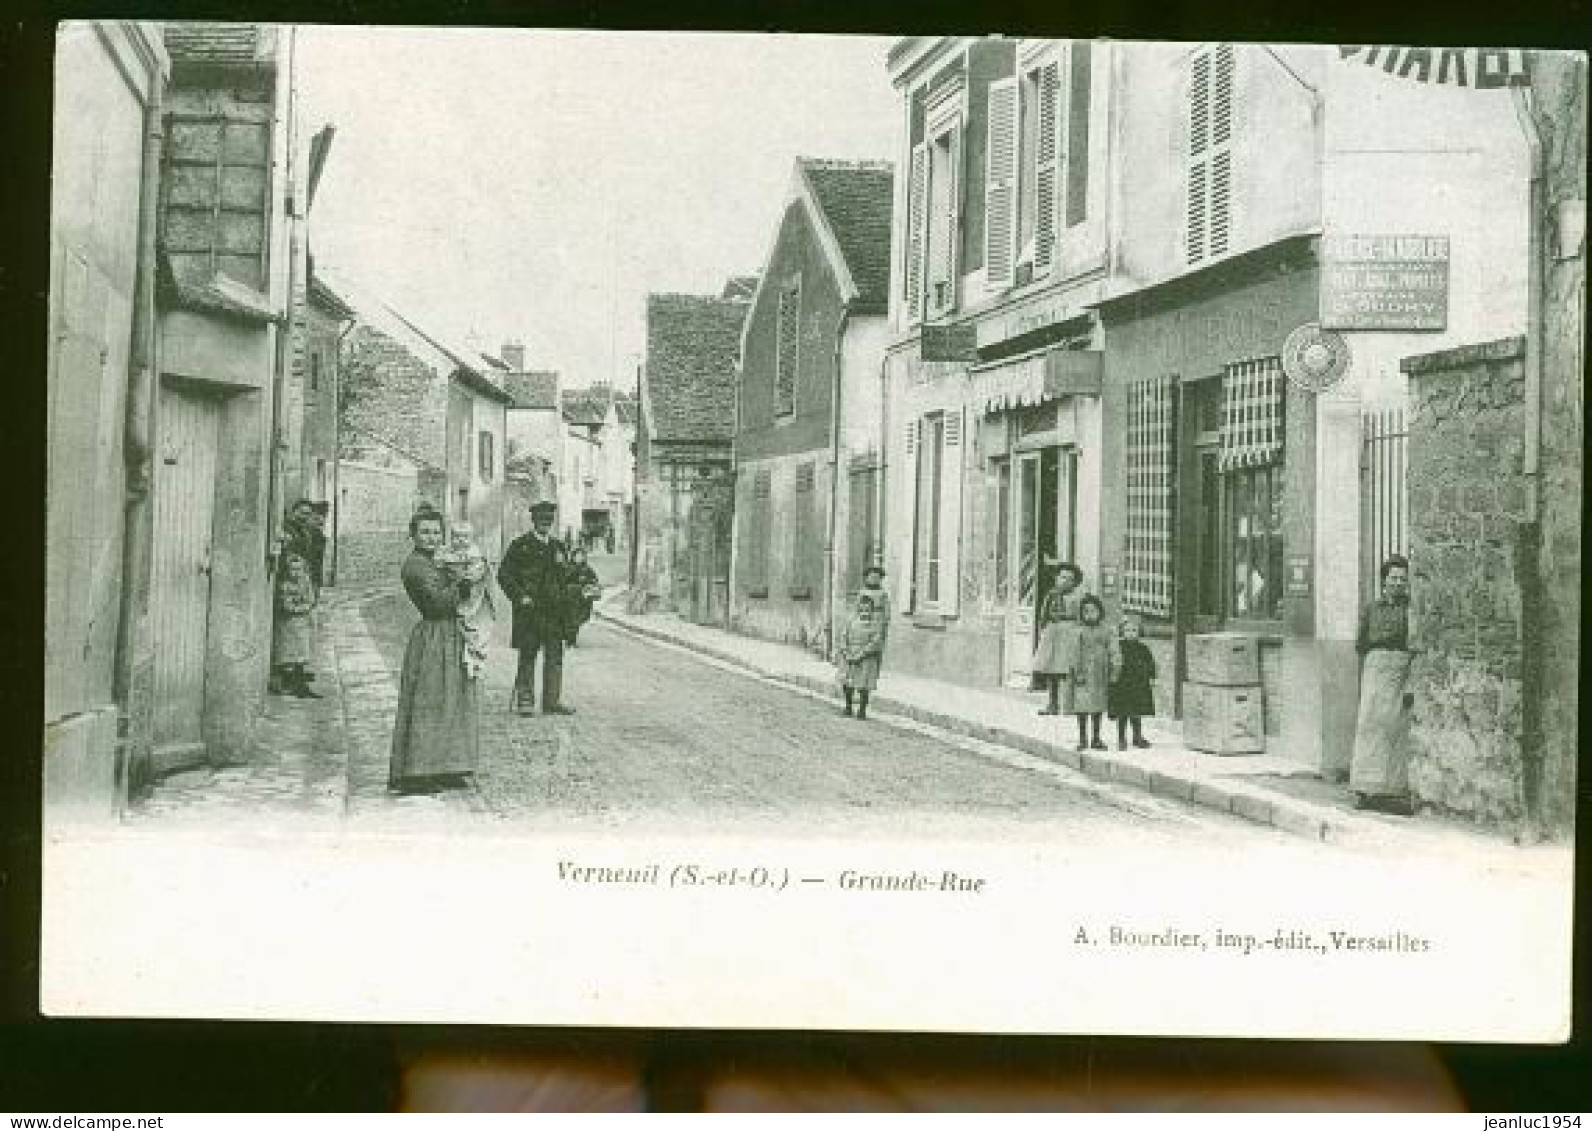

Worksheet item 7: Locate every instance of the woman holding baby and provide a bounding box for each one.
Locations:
[388,505,481,794]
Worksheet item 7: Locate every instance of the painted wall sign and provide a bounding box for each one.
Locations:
[1337,46,1532,89]
[1320,234,1450,331]
[1285,554,1313,598]
[921,321,980,363]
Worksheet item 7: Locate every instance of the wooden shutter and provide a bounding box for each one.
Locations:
[1065,41,1093,229]
[792,462,815,595]
[926,127,960,317]
[898,417,919,613]
[938,407,966,616]
[984,77,1019,289]
[1032,61,1062,277]
[905,144,929,323]
[1187,43,1235,264]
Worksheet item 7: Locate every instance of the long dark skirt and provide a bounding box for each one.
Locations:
[389,617,479,785]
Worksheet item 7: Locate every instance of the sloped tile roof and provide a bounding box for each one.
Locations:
[614,395,639,426]
[561,386,611,425]
[506,370,559,410]
[645,293,748,445]
[800,159,895,313]
[163,23,265,66]
[721,275,760,301]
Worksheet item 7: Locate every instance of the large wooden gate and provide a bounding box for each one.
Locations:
[150,383,220,754]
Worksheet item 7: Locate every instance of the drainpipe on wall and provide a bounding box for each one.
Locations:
[112,71,164,799]
[329,314,356,587]
[1510,83,1547,841]
[822,303,852,659]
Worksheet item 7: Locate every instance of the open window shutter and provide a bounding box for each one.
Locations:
[905,143,929,323]
[1209,44,1235,257]
[1065,41,1093,228]
[938,407,965,615]
[1187,44,1234,264]
[898,417,919,614]
[984,77,1019,290]
[1033,60,1062,277]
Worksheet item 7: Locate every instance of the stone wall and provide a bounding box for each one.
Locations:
[1402,337,1528,825]
[336,460,421,586]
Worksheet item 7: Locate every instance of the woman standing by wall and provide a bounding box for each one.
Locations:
[389,506,480,794]
[1349,555,1416,815]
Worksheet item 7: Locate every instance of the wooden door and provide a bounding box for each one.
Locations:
[150,384,220,750]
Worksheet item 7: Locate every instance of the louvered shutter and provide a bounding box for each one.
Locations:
[1065,40,1093,228]
[899,417,919,613]
[926,129,960,318]
[1032,61,1062,277]
[937,407,966,616]
[984,77,1019,290]
[905,144,929,323]
[1187,43,1235,265]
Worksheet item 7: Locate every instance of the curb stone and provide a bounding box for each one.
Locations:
[596,602,1351,843]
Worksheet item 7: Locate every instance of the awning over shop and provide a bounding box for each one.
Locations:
[971,346,1102,414]
[1219,356,1285,471]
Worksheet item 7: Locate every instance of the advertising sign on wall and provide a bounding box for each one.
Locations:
[1320,234,1450,331]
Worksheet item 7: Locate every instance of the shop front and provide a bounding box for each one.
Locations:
[1098,237,1325,764]
[969,345,1103,688]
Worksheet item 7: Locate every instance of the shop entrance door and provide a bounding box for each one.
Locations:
[1002,446,1075,687]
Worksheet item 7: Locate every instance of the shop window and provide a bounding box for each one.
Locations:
[992,457,1012,604]
[1224,464,1285,621]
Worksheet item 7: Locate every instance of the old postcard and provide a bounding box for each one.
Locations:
[42,23,1581,1038]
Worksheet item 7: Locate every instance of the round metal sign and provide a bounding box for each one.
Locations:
[1281,323,1351,393]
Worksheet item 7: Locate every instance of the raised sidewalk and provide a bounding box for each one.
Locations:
[597,593,1500,850]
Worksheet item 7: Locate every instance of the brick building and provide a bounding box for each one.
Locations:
[635,288,750,617]
[732,158,893,653]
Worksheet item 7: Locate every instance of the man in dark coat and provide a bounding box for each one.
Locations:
[498,500,575,716]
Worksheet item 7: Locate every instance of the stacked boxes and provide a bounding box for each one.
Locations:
[1182,633,1265,754]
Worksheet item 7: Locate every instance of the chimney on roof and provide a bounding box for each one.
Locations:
[501,340,526,371]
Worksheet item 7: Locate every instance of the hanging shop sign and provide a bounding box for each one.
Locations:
[921,321,980,363]
[1281,323,1352,393]
[1337,46,1532,89]
[1320,234,1450,331]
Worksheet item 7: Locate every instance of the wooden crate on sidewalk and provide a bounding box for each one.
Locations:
[1185,631,1261,686]
[1181,680,1266,755]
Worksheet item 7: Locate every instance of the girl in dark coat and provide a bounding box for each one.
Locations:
[1108,614,1157,750]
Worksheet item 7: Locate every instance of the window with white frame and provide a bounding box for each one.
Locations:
[905,407,966,614]
[986,41,1095,292]
[906,87,963,323]
[1187,42,1236,265]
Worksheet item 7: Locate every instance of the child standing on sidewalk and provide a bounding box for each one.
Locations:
[1108,614,1157,750]
[1032,562,1084,715]
[1069,594,1112,751]
[836,587,888,720]
[272,552,321,699]
[434,520,496,681]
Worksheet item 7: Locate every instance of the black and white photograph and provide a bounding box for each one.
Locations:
[40,22,1583,1039]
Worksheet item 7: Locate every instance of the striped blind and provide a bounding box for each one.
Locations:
[1123,374,1175,617]
[1219,356,1284,472]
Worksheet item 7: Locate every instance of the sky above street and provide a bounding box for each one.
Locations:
[296,25,899,387]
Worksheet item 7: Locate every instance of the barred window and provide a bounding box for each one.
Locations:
[776,280,801,418]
